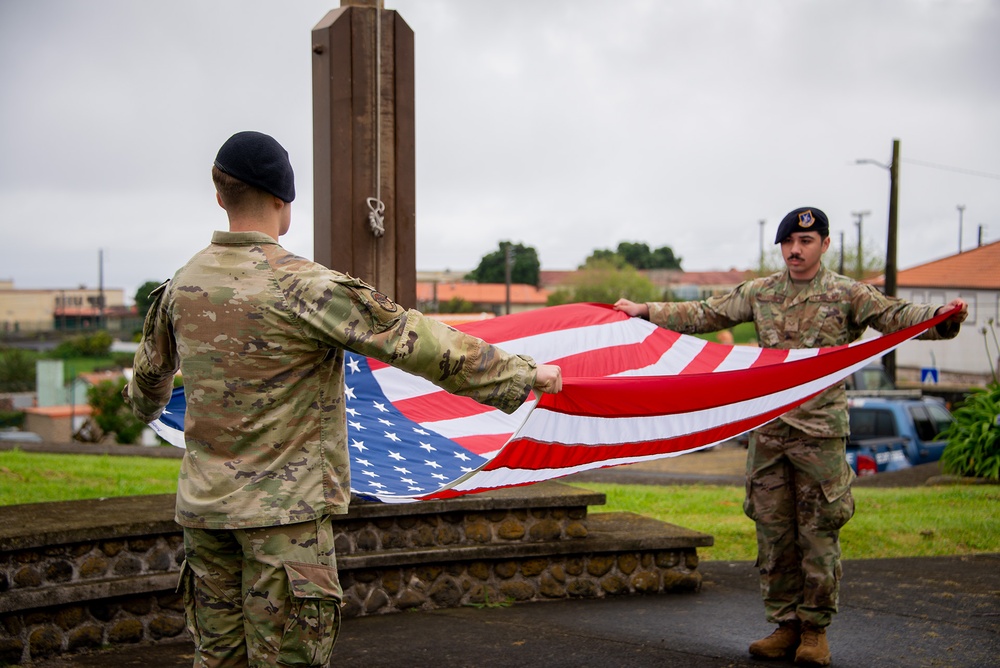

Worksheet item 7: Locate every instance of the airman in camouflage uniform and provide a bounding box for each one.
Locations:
[125,131,561,668]
[615,207,966,666]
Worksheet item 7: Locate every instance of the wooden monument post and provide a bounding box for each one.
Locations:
[312,1,416,308]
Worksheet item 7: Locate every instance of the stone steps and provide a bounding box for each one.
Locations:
[0,482,713,665]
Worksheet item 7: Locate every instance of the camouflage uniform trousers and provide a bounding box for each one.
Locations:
[179,516,343,667]
[744,425,856,629]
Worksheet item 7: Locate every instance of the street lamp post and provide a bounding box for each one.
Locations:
[856,138,901,384]
[851,210,870,278]
[957,205,965,254]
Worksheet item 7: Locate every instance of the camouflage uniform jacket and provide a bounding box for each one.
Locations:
[646,264,959,438]
[125,231,539,530]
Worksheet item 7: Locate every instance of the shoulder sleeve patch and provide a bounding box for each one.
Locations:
[369,290,398,313]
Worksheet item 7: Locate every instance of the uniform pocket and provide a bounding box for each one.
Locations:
[176,560,201,647]
[743,476,758,521]
[276,561,344,666]
[817,465,856,530]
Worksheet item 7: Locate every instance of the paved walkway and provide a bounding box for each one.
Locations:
[13,440,998,666]
[32,554,1000,668]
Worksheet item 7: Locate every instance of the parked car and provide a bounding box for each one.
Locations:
[845,436,911,476]
[844,362,898,393]
[847,395,953,467]
[735,363,954,476]
[0,430,43,443]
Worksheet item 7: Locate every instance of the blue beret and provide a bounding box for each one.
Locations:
[214,131,295,203]
[774,207,829,243]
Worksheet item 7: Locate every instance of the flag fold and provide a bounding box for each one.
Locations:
[150,302,953,503]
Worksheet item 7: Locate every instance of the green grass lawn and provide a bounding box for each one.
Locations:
[3,450,997,562]
[695,321,758,344]
[0,449,181,505]
[579,482,1000,561]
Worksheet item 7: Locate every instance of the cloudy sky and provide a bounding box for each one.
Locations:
[2,0,998,302]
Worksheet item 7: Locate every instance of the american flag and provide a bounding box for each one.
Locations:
[151,302,951,502]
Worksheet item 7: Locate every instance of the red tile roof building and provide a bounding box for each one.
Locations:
[416,282,550,316]
[868,240,1000,291]
[868,240,999,382]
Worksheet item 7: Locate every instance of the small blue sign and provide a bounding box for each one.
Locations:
[920,367,939,384]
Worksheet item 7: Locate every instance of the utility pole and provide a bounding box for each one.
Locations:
[885,139,900,301]
[884,138,901,384]
[855,139,901,384]
[978,225,984,247]
[98,248,105,330]
[956,205,965,253]
[504,244,513,316]
[838,231,845,275]
[758,219,765,274]
[851,210,870,278]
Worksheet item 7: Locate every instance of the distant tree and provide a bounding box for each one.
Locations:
[582,242,682,270]
[547,259,661,305]
[49,330,113,358]
[546,289,574,307]
[134,280,164,323]
[752,238,885,279]
[0,347,37,392]
[441,297,477,313]
[87,378,146,444]
[466,242,540,286]
[648,245,682,270]
[582,249,629,269]
[753,247,785,277]
[617,242,655,269]
[837,241,886,280]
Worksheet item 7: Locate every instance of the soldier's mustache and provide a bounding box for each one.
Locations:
[787,254,803,261]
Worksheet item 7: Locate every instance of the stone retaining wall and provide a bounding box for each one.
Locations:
[0,483,711,665]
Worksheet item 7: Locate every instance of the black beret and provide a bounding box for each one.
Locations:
[214,131,295,203]
[774,207,829,244]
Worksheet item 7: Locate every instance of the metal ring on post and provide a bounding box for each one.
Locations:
[367,197,386,237]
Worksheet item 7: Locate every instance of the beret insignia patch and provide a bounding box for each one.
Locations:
[370,290,398,312]
[798,210,815,228]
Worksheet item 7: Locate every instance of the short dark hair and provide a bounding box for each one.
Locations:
[212,165,269,214]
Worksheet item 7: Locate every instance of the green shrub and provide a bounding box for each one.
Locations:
[49,330,114,358]
[111,351,137,368]
[87,378,146,445]
[940,383,1000,481]
[0,347,37,392]
[0,410,25,429]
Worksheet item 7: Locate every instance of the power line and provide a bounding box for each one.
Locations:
[901,158,1000,181]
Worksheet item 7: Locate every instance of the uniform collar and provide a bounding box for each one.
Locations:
[210,230,279,245]
[780,264,829,306]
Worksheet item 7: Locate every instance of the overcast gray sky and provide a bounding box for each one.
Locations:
[2,0,998,302]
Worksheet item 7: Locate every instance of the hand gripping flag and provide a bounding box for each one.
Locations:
[150,302,955,503]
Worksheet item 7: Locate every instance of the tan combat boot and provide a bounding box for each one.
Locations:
[794,623,831,666]
[748,621,800,659]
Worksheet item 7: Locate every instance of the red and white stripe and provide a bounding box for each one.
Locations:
[364,302,952,501]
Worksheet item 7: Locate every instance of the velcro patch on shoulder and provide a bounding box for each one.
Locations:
[369,289,398,313]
